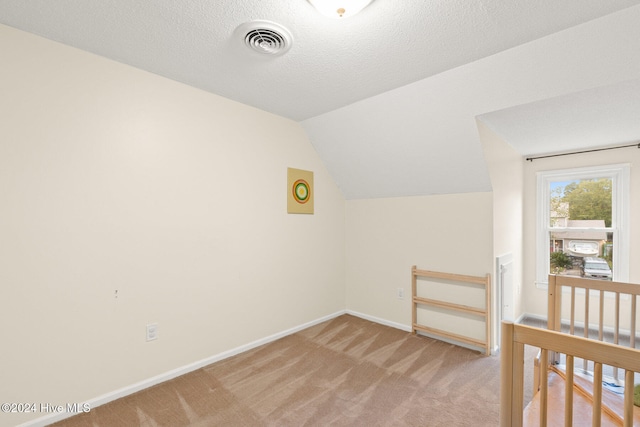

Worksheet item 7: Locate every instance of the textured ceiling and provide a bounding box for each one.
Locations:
[478,79,640,158]
[2,0,640,198]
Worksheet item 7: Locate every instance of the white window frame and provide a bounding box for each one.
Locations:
[536,164,630,288]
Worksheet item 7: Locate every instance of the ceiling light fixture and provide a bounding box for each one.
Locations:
[307,0,374,18]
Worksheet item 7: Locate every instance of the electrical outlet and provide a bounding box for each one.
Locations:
[146,323,158,342]
[397,288,404,299]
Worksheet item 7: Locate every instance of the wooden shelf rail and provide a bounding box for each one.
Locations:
[411,266,492,355]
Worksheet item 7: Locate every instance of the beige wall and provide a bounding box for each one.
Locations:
[523,148,640,317]
[345,193,494,343]
[0,25,346,426]
[477,120,525,325]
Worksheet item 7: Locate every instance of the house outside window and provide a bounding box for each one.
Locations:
[536,164,630,287]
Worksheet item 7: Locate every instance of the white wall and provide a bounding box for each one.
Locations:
[0,25,345,426]
[345,193,494,342]
[477,120,524,326]
[522,149,640,317]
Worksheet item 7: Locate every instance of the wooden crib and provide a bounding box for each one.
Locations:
[501,275,640,426]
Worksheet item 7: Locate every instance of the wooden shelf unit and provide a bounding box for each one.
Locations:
[411,266,492,355]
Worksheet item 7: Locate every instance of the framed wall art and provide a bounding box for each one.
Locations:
[287,167,314,214]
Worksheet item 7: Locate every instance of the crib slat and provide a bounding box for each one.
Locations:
[565,355,574,426]
[598,290,604,341]
[631,295,637,349]
[539,348,548,427]
[570,287,576,335]
[584,290,590,371]
[585,289,590,338]
[624,370,634,427]
[592,362,602,427]
[513,342,525,427]
[614,292,620,345]
[613,292,620,380]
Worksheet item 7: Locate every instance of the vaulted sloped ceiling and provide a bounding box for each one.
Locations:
[303,7,640,198]
[1,1,639,199]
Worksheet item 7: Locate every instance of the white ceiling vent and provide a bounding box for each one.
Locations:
[237,21,293,57]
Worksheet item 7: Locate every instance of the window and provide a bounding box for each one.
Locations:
[536,164,629,287]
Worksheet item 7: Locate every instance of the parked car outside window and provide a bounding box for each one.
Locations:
[581,257,612,280]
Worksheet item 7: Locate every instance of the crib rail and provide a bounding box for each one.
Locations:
[547,275,640,379]
[411,266,491,355]
[501,321,640,427]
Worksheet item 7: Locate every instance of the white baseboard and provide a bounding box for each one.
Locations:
[346,310,412,332]
[515,312,531,323]
[18,310,347,427]
[517,312,546,323]
[346,310,494,354]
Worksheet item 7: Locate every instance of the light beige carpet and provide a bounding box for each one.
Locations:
[52,314,535,426]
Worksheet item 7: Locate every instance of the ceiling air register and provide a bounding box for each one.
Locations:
[238,21,292,57]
